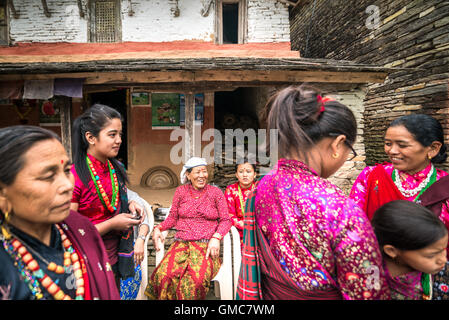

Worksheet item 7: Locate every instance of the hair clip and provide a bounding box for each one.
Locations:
[317,95,325,114]
[317,95,334,115]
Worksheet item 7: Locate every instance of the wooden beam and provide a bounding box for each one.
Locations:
[293,0,305,8]
[0,71,194,83]
[84,83,241,93]
[192,70,388,83]
[276,0,297,6]
[85,82,367,95]
[77,0,84,18]
[41,0,51,17]
[0,69,388,84]
[59,96,72,160]
[200,0,213,17]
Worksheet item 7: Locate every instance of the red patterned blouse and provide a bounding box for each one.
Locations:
[71,154,121,265]
[224,182,256,237]
[158,184,232,241]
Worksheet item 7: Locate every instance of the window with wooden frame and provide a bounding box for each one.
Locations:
[0,0,9,45]
[89,0,121,43]
[215,0,247,44]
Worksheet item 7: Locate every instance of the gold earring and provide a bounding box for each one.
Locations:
[1,211,11,240]
[332,153,339,159]
[428,154,432,160]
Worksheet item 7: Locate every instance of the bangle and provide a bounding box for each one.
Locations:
[212,236,221,241]
[137,235,146,241]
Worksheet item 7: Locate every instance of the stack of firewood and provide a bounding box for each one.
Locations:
[212,163,238,191]
[218,113,259,131]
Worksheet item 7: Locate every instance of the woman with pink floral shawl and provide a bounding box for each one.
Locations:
[350,114,449,300]
[236,85,390,300]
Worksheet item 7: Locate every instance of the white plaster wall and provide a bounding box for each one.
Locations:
[121,0,214,42]
[9,0,88,42]
[247,0,290,43]
[9,0,290,44]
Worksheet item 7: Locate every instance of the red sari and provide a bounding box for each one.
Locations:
[362,163,406,220]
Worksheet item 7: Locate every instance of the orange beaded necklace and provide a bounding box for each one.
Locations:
[86,155,119,213]
[4,225,87,300]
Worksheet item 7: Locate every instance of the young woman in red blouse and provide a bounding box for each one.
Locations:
[146,157,232,300]
[70,104,144,291]
[224,162,257,244]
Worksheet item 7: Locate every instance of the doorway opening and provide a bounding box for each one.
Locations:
[88,89,128,168]
[213,87,265,189]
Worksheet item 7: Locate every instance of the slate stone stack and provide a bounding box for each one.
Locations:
[290,0,449,169]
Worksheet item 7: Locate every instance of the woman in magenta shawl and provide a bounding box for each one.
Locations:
[237,85,390,300]
[0,126,119,300]
[349,114,449,300]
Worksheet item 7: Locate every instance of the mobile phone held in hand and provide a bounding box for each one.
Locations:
[132,212,141,220]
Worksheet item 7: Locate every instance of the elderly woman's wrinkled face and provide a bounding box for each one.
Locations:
[186,166,208,190]
[0,139,74,227]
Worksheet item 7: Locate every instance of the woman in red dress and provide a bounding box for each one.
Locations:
[224,162,257,243]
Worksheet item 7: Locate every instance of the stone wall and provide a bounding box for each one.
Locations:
[290,0,449,174]
[8,0,290,44]
[325,88,368,192]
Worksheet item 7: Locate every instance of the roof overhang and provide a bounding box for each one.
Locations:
[0,59,389,85]
[0,42,394,88]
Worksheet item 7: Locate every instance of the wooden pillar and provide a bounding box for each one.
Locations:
[60,96,72,160]
[184,94,194,161]
[184,93,202,161]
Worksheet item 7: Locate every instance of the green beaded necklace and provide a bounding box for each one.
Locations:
[86,156,119,213]
[421,273,432,300]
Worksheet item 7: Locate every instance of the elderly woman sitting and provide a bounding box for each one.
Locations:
[145,157,232,300]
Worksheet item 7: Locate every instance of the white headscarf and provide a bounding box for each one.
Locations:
[180,157,208,184]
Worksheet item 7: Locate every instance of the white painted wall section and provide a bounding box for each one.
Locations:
[9,0,290,44]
